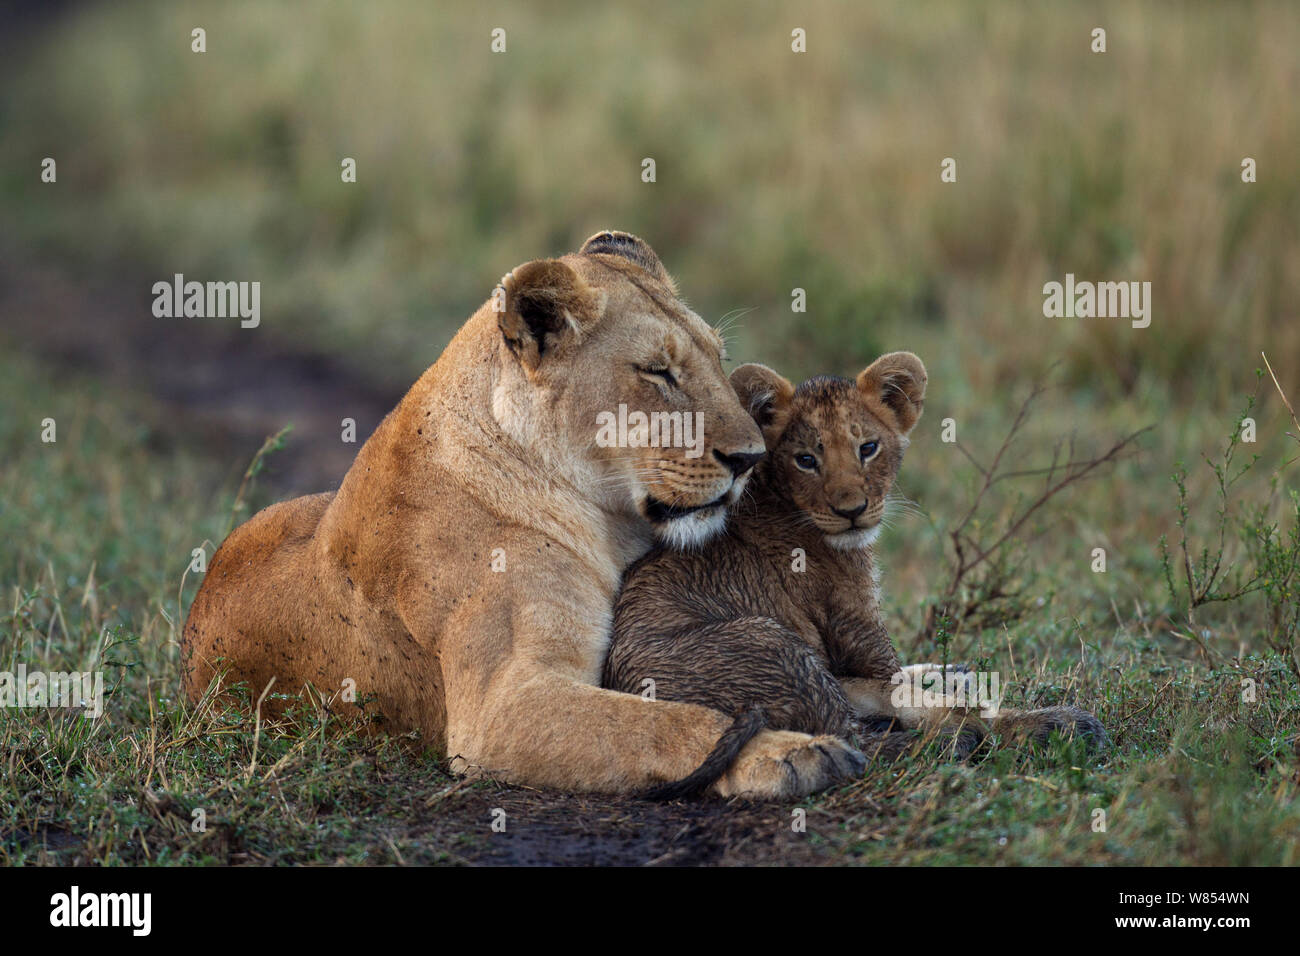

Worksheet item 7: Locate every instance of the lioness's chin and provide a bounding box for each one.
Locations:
[642,478,747,551]
[652,505,728,550]
[824,525,882,551]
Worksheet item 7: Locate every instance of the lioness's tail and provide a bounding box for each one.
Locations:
[642,703,767,801]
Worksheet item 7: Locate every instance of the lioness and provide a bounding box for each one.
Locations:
[606,354,1106,797]
[181,231,866,797]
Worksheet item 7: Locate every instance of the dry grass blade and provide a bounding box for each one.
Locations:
[1262,352,1300,446]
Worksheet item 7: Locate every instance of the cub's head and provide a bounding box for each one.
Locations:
[730,352,927,551]
[492,230,764,549]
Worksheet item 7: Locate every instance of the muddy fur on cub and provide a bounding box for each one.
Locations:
[605,353,1106,800]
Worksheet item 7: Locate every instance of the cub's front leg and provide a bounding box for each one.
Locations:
[839,668,1107,752]
[838,668,990,744]
[989,705,1109,749]
[824,598,989,745]
[884,664,1108,749]
[824,565,1105,753]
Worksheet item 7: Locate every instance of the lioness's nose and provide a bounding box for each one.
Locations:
[832,501,868,520]
[714,449,764,477]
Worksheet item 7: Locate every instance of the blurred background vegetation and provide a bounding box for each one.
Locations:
[1,0,1298,864]
[3,1,1297,388]
[4,0,1296,631]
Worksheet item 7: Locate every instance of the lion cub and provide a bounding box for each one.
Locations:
[606,352,1105,798]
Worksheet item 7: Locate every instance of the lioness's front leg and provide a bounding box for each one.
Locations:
[451,667,863,797]
[441,598,863,797]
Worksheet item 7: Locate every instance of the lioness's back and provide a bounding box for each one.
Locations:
[181,492,335,702]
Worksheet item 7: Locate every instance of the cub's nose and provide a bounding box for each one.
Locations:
[831,502,868,520]
[714,449,764,477]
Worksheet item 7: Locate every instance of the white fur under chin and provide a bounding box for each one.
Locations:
[825,524,882,551]
[654,507,728,550]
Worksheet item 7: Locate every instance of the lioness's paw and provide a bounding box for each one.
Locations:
[714,730,866,799]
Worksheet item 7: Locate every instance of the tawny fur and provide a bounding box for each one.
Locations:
[181,232,864,797]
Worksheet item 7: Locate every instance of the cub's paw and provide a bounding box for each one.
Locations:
[895,663,990,710]
[1012,706,1109,751]
[714,730,866,799]
[899,662,969,678]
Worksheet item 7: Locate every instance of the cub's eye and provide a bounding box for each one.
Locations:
[793,453,819,472]
[638,365,678,388]
[859,441,879,462]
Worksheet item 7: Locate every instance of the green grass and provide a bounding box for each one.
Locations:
[2,0,1299,864]
[2,340,1297,865]
[0,353,466,865]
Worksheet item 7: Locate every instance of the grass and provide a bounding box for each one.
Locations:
[3,330,1297,865]
[1,0,1299,865]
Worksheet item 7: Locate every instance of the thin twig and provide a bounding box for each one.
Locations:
[1262,352,1300,445]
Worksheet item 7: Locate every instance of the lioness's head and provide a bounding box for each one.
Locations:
[730,352,927,551]
[492,231,765,549]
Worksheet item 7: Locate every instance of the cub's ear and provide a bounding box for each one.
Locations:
[496,259,607,373]
[857,351,927,434]
[730,363,795,445]
[579,230,676,292]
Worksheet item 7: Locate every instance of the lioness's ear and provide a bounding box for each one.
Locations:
[579,230,676,293]
[730,363,795,445]
[497,259,607,373]
[857,351,927,434]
